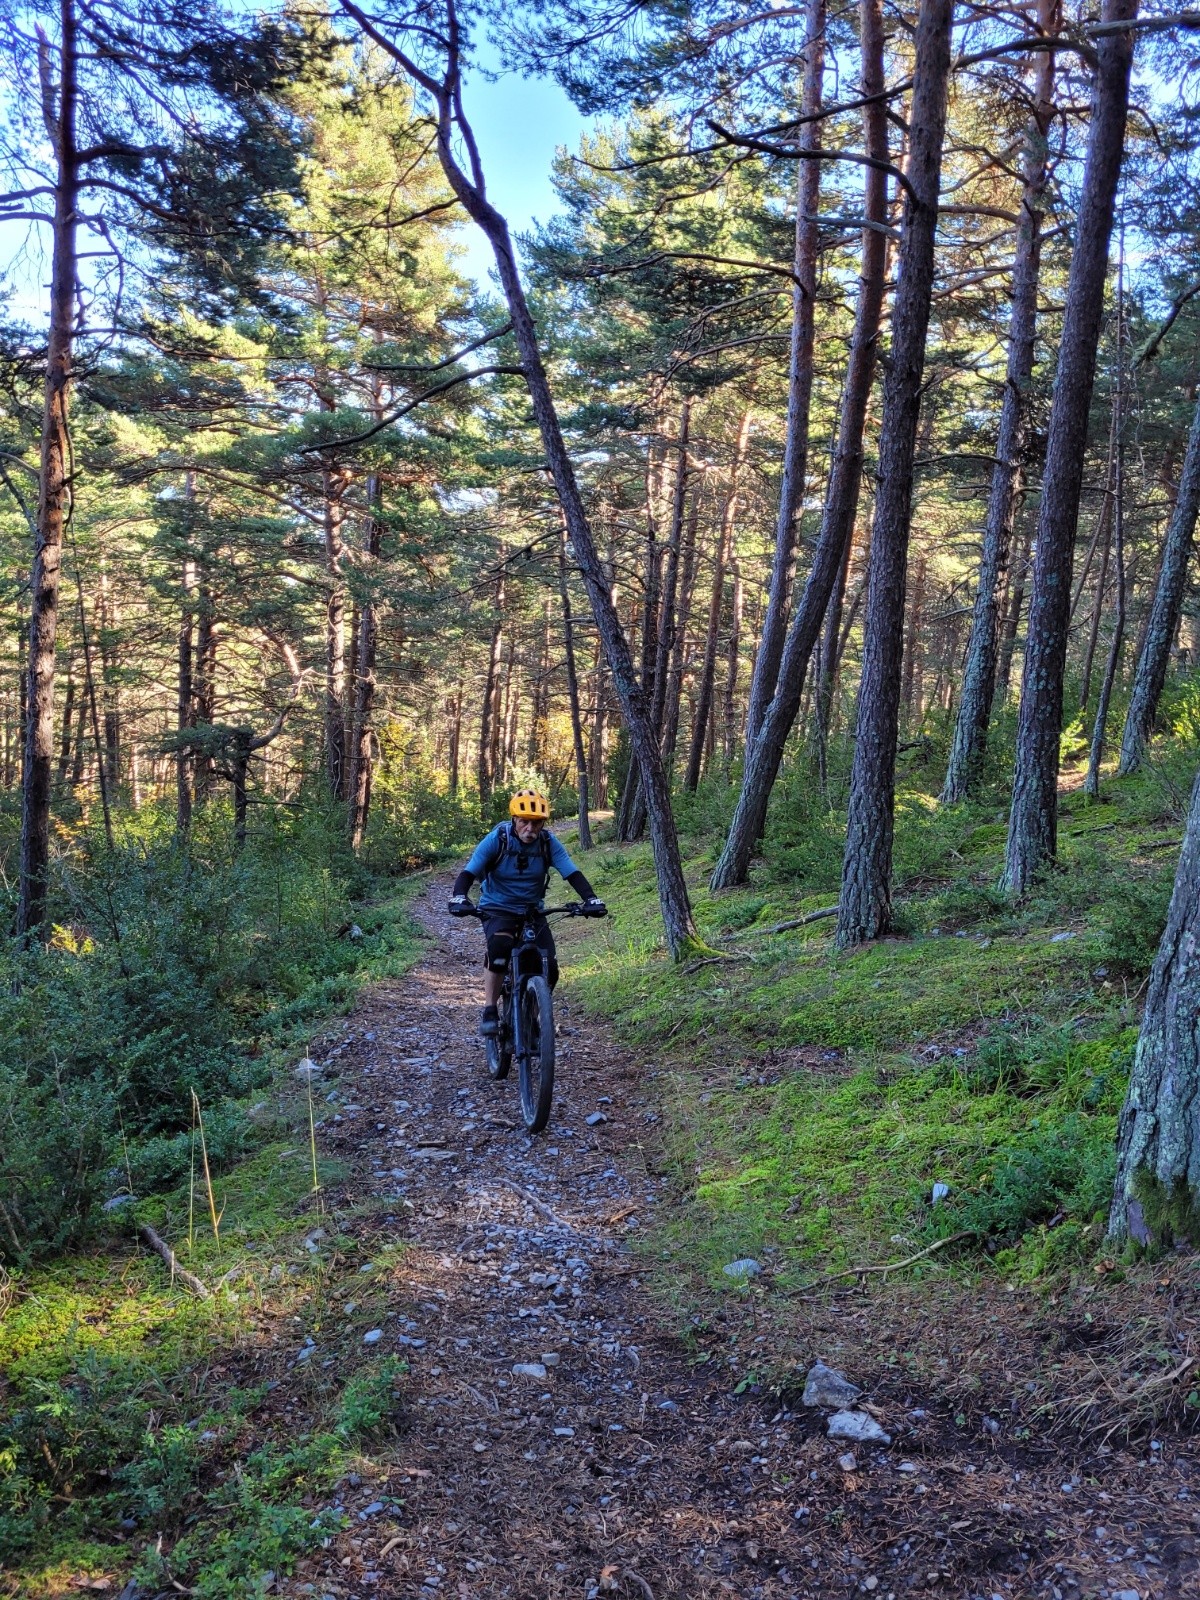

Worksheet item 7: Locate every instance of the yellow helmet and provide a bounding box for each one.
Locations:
[509,788,551,820]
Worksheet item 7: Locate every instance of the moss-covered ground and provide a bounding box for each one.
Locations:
[0,881,428,1599]
[566,759,1188,1299]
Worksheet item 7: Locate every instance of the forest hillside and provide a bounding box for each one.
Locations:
[1,0,1199,1596]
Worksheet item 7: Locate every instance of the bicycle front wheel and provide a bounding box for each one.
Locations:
[517,975,555,1133]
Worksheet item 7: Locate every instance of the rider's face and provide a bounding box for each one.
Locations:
[513,816,545,845]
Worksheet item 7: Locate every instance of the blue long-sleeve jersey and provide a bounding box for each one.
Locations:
[465,823,580,913]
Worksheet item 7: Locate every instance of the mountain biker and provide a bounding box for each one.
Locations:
[447,789,605,1039]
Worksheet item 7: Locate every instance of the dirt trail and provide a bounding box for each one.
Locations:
[298,884,1198,1600]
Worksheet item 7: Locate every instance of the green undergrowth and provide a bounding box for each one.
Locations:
[567,758,1185,1297]
[0,875,427,1597]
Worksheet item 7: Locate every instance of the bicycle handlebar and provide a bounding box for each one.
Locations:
[459,902,603,920]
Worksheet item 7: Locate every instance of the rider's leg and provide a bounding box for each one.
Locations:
[480,917,517,1037]
[535,921,560,987]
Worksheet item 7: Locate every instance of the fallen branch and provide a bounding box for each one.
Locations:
[727,905,839,940]
[680,952,752,975]
[1140,838,1183,852]
[823,1230,974,1282]
[137,1223,210,1298]
[489,1177,576,1232]
[622,1572,656,1600]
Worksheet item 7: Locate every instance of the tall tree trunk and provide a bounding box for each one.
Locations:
[348,470,383,849]
[722,556,744,765]
[19,0,78,940]
[57,656,75,788]
[1084,415,1126,798]
[662,492,700,770]
[711,0,888,888]
[836,0,955,946]
[616,456,665,840]
[1119,389,1200,773]
[558,521,592,850]
[687,412,752,791]
[744,0,825,746]
[449,674,463,796]
[901,552,927,728]
[477,567,504,809]
[940,0,1058,802]
[192,582,218,802]
[1080,413,1120,712]
[996,523,1032,702]
[629,398,693,835]
[1109,766,1200,1244]
[177,558,195,835]
[98,567,120,797]
[1002,0,1139,895]
[529,592,551,767]
[323,465,349,801]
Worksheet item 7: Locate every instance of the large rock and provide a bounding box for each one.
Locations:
[802,1360,862,1409]
[827,1409,891,1445]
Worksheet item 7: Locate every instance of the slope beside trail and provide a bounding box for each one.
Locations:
[300,882,1198,1600]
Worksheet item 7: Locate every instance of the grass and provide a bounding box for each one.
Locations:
[565,757,1184,1297]
[0,878,428,1599]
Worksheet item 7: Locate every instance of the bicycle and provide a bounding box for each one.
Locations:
[466,903,602,1133]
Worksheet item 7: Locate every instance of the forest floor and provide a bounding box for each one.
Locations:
[254,885,1197,1600]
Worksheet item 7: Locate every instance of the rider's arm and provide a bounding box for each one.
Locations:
[452,868,476,899]
[566,869,598,900]
[548,833,601,904]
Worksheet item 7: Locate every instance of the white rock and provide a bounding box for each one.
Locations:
[931,1181,951,1204]
[837,1452,857,1471]
[363,1328,383,1345]
[722,1258,762,1279]
[294,1056,320,1080]
[828,1409,891,1445]
[512,1362,548,1380]
[540,1352,561,1367]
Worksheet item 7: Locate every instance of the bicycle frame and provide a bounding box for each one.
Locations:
[473,903,578,1059]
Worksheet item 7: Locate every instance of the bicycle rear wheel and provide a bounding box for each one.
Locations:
[517,975,555,1133]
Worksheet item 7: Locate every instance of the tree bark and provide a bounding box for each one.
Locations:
[1109,766,1200,1245]
[177,557,195,835]
[323,464,349,802]
[996,523,1032,702]
[477,567,504,809]
[687,412,752,791]
[661,490,700,771]
[193,587,217,802]
[57,656,75,788]
[1084,416,1126,797]
[558,521,593,850]
[1002,0,1139,895]
[722,556,743,767]
[836,0,955,946]
[711,0,889,889]
[348,469,383,849]
[19,0,78,941]
[940,0,1058,803]
[901,552,927,729]
[1118,389,1200,773]
[743,0,825,746]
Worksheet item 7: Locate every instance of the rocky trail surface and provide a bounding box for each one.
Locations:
[287,884,1198,1600]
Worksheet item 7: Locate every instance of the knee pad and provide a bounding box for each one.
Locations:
[485,930,515,971]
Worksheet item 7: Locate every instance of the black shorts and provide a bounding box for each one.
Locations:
[481,912,558,986]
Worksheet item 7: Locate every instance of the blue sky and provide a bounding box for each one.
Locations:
[454,55,592,286]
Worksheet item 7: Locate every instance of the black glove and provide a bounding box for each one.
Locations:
[582,897,607,918]
[447,895,473,917]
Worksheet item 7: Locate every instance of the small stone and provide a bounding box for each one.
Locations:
[1110,1592,1140,1600]
[103,1194,136,1212]
[983,1416,1000,1435]
[585,1112,608,1126]
[512,1362,548,1379]
[359,1500,385,1518]
[722,1258,762,1279]
[294,1056,321,1080]
[838,1452,857,1472]
[349,924,364,939]
[898,1461,918,1473]
[828,1410,891,1445]
[296,1345,315,1362]
[472,1440,488,1453]
[864,1579,879,1592]
[540,1352,561,1367]
[363,1329,383,1345]
[802,1361,862,1409]
[931,1181,951,1204]
[1050,930,1076,942]
[553,1427,575,1437]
